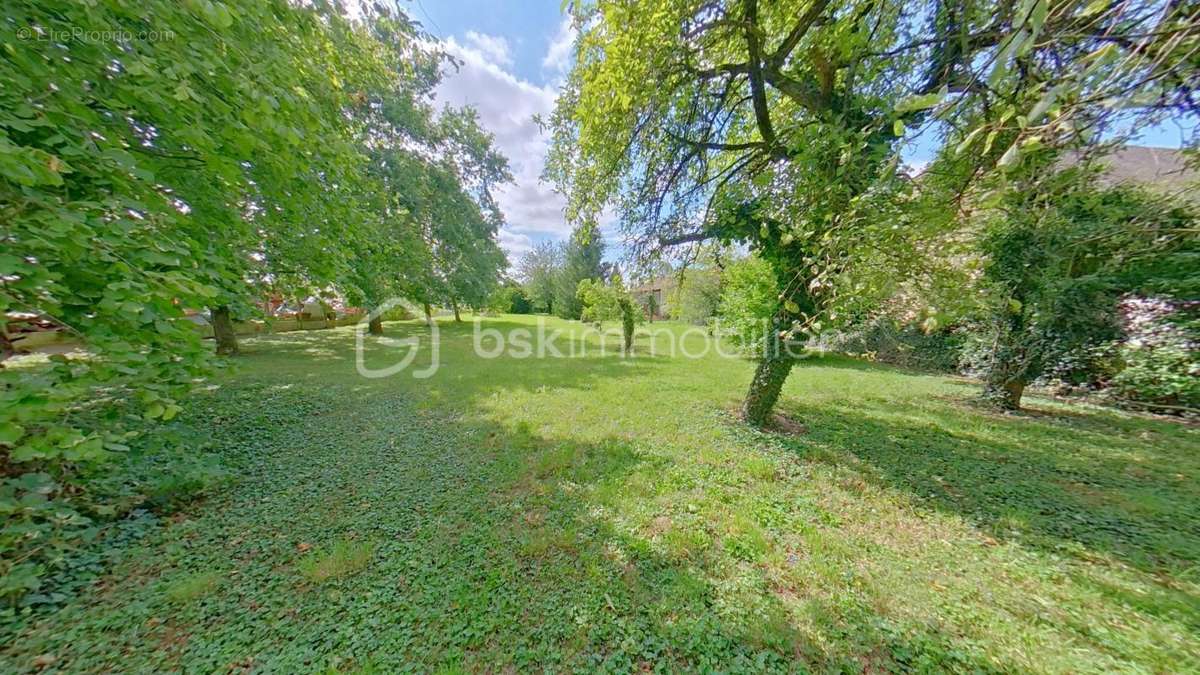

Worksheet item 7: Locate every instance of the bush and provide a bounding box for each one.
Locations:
[716,255,779,355]
[830,321,966,372]
[1106,298,1199,411]
[1110,343,1200,410]
[488,284,532,314]
[577,279,624,324]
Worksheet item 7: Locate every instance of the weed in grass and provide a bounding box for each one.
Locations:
[163,571,220,604]
[661,523,713,561]
[722,513,773,562]
[298,540,375,583]
[741,454,778,481]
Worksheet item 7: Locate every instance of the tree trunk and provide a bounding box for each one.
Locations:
[452,299,462,322]
[982,377,1025,410]
[423,302,433,326]
[980,309,1033,411]
[1,321,15,364]
[740,352,795,427]
[211,305,239,356]
[368,316,383,336]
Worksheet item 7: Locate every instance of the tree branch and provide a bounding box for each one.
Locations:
[667,131,766,152]
[742,0,776,146]
[659,230,715,247]
[767,0,831,71]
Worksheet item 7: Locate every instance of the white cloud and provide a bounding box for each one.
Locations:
[904,159,930,177]
[497,229,533,260]
[463,31,513,69]
[436,31,575,265]
[541,16,576,77]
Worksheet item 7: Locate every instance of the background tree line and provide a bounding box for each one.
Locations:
[515,226,608,320]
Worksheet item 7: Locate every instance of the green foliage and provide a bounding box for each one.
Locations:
[298,540,376,584]
[578,273,640,349]
[972,171,1198,407]
[0,0,508,603]
[831,321,966,372]
[1108,302,1200,410]
[1112,342,1200,410]
[344,100,511,327]
[553,226,606,320]
[164,571,221,605]
[576,279,623,324]
[517,241,563,313]
[488,283,533,315]
[670,268,723,326]
[716,255,779,356]
[545,0,1197,422]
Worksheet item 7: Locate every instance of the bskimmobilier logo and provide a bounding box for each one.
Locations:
[355,298,824,381]
[355,298,440,379]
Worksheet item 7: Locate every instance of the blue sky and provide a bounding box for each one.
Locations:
[400,1,1196,266]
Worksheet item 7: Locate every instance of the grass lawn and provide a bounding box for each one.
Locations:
[3,315,1197,672]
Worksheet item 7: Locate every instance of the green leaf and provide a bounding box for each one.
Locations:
[1027,84,1063,122]
[997,142,1021,170]
[1029,0,1048,35]
[0,422,25,446]
[893,119,905,137]
[895,90,944,113]
[956,126,986,155]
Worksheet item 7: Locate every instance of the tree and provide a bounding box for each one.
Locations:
[518,241,564,314]
[973,168,1198,409]
[578,272,640,350]
[554,226,606,320]
[431,107,512,320]
[546,0,1199,426]
[671,265,724,327]
[360,116,510,332]
[488,281,533,314]
[0,0,455,602]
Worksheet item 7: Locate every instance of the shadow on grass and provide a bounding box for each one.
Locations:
[453,416,1006,672]
[4,366,1003,673]
[772,394,1200,582]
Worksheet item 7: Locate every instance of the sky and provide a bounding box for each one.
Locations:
[400,1,1196,267]
[400,0,578,265]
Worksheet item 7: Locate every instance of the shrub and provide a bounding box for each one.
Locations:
[1107,298,1199,411]
[716,255,779,356]
[578,275,640,349]
[488,284,532,314]
[830,321,966,372]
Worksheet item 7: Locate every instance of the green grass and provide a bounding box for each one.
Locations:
[298,540,376,584]
[2,314,1197,672]
[163,571,221,605]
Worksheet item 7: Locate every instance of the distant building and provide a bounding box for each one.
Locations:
[630,276,677,319]
[1078,145,1197,198]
